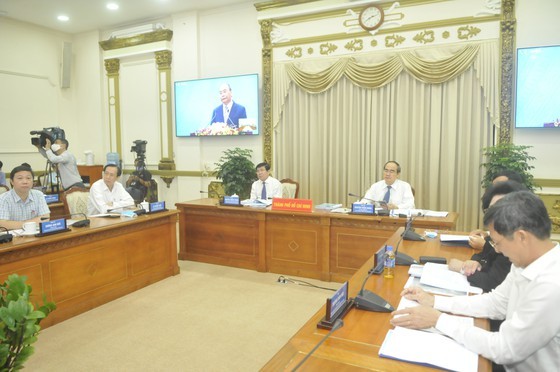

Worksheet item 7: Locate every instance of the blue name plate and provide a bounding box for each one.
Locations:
[44,194,59,204]
[40,218,67,234]
[351,203,375,215]
[223,196,240,206]
[149,201,166,213]
[329,281,348,320]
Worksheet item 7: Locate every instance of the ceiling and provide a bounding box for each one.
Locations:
[0,0,259,34]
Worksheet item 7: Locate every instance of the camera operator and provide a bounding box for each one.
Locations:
[36,138,85,190]
[126,157,153,204]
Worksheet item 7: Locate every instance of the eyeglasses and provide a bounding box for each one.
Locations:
[383,169,397,174]
[488,236,504,249]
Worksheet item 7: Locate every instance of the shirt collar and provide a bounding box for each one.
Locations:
[521,243,560,280]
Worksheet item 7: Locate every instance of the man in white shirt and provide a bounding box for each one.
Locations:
[361,160,415,210]
[390,191,560,371]
[250,162,282,200]
[87,164,134,215]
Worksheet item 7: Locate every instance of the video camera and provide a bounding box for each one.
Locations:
[131,140,147,159]
[30,127,66,147]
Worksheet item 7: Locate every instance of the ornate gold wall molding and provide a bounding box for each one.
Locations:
[499,0,516,143]
[104,58,122,154]
[154,50,176,187]
[260,19,274,166]
[99,29,173,51]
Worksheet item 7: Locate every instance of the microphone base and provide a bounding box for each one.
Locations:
[396,252,417,266]
[354,290,394,312]
[402,229,425,241]
[72,219,90,228]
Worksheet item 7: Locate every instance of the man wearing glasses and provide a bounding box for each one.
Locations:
[391,191,560,371]
[361,160,415,210]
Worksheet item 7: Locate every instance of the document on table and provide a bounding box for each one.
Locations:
[240,199,272,208]
[394,296,474,335]
[440,234,471,247]
[419,263,483,295]
[379,326,478,372]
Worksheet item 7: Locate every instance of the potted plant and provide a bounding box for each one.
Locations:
[480,143,537,191]
[0,274,56,371]
[215,147,257,199]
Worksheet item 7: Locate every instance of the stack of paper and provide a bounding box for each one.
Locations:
[379,326,478,372]
[440,234,470,247]
[315,203,343,211]
[241,199,271,208]
[419,263,482,295]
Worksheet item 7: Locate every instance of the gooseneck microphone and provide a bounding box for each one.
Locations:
[0,227,14,244]
[54,213,91,228]
[291,318,344,371]
[353,263,394,313]
[393,216,422,266]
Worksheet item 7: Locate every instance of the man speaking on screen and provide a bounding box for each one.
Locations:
[210,83,247,129]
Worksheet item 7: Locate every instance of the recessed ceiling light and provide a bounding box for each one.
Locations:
[57,15,69,22]
[107,3,119,11]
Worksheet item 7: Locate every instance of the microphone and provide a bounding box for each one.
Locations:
[55,213,91,228]
[393,216,422,266]
[353,262,394,312]
[348,192,373,202]
[0,227,14,244]
[291,318,344,371]
[402,214,425,241]
[348,193,389,215]
[106,204,136,213]
[209,110,217,125]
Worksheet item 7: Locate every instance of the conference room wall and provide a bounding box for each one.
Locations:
[170,4,263,203]
[0,18,80,173]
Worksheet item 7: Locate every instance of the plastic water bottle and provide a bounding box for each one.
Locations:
[384,245,395,278]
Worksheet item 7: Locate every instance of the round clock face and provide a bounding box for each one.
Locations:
[359,5,384,31]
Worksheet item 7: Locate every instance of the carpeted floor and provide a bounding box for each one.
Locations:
[25,261,339,371]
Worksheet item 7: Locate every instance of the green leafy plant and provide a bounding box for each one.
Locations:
[0,274,56,371]
[215,148,257,199]
[480,143,537,191]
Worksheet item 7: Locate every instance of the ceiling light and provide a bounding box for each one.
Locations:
[57,15,69,22]
[107,3,119,11]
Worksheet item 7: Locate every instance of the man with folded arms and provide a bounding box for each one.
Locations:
[88,164,134,215]
[391,191,560,371]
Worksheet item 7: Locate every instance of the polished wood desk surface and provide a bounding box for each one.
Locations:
[0,210,179,328]
[262,228,490,371]
[177,198,458,229]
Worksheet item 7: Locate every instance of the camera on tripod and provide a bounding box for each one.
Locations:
[30,127,66,147]
[127,140,151,204]
[131,140,147,163]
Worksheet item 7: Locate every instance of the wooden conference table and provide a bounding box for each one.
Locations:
[263,228,491,371]
[176,198,458,282]
[0,210,179,328]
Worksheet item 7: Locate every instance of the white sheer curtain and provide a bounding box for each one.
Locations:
[273,41,497,231]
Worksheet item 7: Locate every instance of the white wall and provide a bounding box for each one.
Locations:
[514,0,560,180]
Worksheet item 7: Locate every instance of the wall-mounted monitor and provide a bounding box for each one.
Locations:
[174,73,259,136]
[515,45,560,128]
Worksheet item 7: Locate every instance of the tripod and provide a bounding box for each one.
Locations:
[41,160,61,194]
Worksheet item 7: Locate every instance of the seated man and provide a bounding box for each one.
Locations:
[448,181,526,293]
[250,162,282,200]
[361,160,415,210]
[0,164,50,230]
[391,191,560,370]
[87,164,134,215]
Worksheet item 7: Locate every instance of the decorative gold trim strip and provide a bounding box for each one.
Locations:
[99,30,173,51]
[499,0,515,143]
[272,15,500,48]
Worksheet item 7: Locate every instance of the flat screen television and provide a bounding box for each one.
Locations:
[175,73,259,136]
[515,45,560,128]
